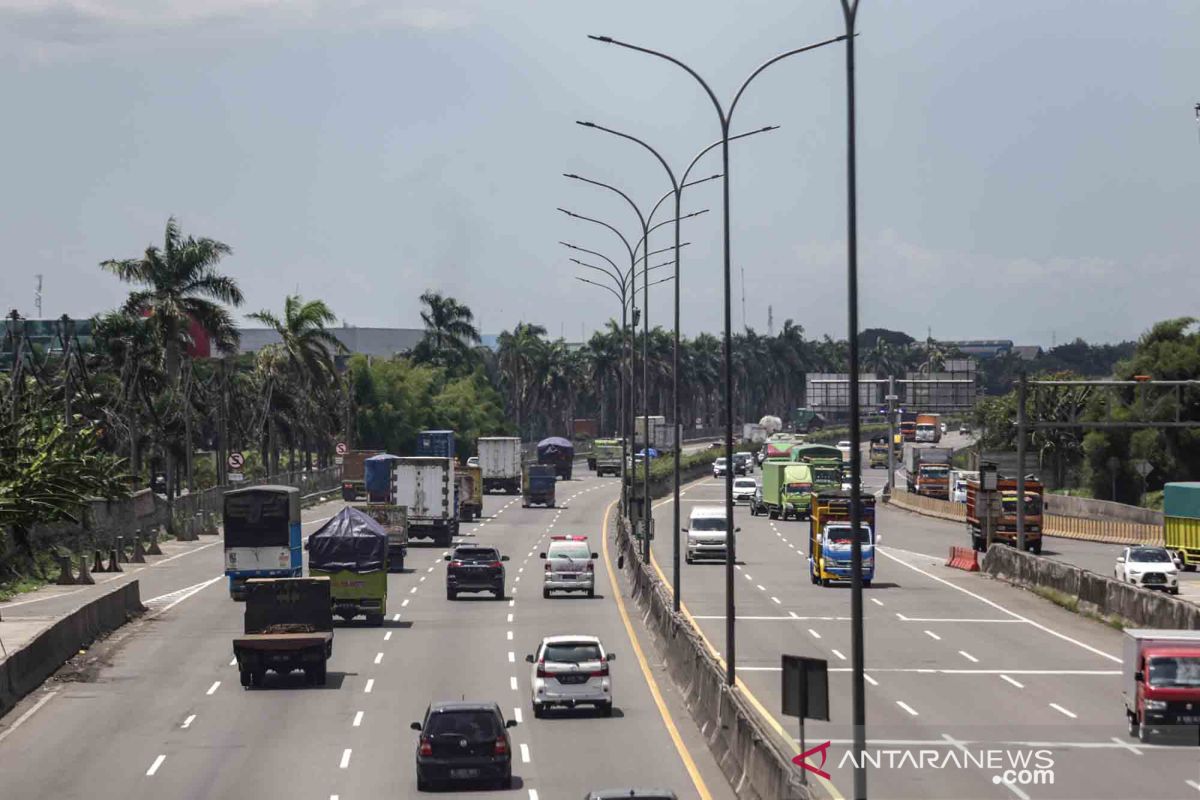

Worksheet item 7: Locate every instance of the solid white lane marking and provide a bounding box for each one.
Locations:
[514,707,523,723]
[1110,736,1142,755]
[364,679,375,693]
[871,598,884,607]
[896,701,919,716]
[520,743,531,763]
[384,631,392,641]
[353,711,363,727]
[958,651,979,663]
[339,748,352,769]
[941,733,1029,800]
[879,547,1121,663]
[924,630,941,641]
[181,714,195,729]
[146,755,166,776]
[1000,674,1025,689]
[374,652,384,665]
[206,681,221,695]
[808,629,822,640]
[831,649,846,661]
[510,676,519,691]
[508,651,515,663]
[1049,703,1077,719]
[897,615,1021,623]
[864,673,878,686]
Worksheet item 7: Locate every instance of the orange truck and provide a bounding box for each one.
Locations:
[965,477,1044,554]
[341,450,383,501]
[915,413,942,443]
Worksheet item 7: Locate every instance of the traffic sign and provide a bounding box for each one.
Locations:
[227,452,245,470]
[336,442,348,456]
[228,472,245,482]
[1133,459,1153,478]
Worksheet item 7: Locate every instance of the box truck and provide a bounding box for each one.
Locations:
[477,437,522,494]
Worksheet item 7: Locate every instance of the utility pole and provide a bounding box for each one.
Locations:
[217,358,229,486]
[35,275,43,318]
[1016,372,1028,551]
[60,315,74,426]
[9,310,24,419]
[885,377,897,496]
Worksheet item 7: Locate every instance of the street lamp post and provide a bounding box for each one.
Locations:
[589,30,846,687]
[576,122,779,614]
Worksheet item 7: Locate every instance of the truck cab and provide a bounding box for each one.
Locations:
[809,491,877,587]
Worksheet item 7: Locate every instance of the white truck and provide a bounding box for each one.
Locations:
[634,415,667,448]
[650,420,680,453]
[477,436,522,494]
[1122,629,1200,742]
[392,457,457,547]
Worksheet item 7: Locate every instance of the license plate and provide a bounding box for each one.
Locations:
[1178,716,1200,724]
[450,769,479,779]
[557,674,588,684]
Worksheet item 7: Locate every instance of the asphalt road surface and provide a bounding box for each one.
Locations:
[649,461,1200,800]
[0,478,735,800]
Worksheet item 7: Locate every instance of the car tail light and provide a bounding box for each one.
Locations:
[536,660,548,678]
[590,660,609,678]
[544,562,553,572]
[489,561,503,568]
[493,737,508,756]
[585,562,594,572]
[419,738,432,756]
[449,560,463,568]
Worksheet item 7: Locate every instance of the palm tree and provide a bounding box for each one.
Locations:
[497,323,547,437]
[415,291,481,370]
[100,217,242,529]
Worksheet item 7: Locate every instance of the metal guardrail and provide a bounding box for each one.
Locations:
[887,489,1164,546]
[171,466,343,521]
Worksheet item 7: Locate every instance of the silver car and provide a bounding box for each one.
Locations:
[527,635,614,717]
[541,536,598,598]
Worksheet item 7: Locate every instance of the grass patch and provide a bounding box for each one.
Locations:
[1027,584,1126,630]
[0,573,49,602]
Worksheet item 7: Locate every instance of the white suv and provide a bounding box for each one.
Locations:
[1115,546,1179,595]
[541,536,598,598]
[527,635,614,717]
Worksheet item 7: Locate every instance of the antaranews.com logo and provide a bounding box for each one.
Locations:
[794,741,1056,787]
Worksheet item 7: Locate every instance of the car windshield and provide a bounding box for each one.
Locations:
[426,710,500,740]
[734,479,756,489]
[454,548,498,562]
[549,543,590,559]
[812,468,840,484]
[1001,496,1043,514]
[922,467,949,478]
[543,642,602,663]
[690,517,727,532]
[1147,656,1200,688]
[1129,548,1172,563]
[714,458,726,466]
[825,525,873,544]
[785,482,812,493]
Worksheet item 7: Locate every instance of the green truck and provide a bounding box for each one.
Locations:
[592,438,623,477]
[1164,482,1200,571]
[307,506,389,625]
[759,460,814,520]
[790,444,843,493]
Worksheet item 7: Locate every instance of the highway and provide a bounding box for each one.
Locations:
[0,479,735,800]
[648,456,1200,799]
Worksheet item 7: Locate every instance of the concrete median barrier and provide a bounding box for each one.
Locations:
[614,517,811,799]
[0,581,143,717]
[981,545,1200,629]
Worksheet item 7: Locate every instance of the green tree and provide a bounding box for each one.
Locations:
[412,291,481,372]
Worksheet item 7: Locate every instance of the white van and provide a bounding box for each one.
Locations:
[684,506,737,564]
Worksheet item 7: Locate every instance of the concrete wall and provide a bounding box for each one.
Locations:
[981,546,1200,629]
[1043,494,1162,525]
[0,582,143,717]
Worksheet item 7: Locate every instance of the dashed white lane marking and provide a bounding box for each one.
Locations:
[864,673,878,687]
[756,584,766,591]
[339,748,352,769]
[771,596,781,605]
[513,707,523,723]
[1049,703,1077,719]
[509,600,515,607]
[788,611,800,619]
[520,743,531,763]
[510,676,519,691]
[206,681,221,696]
[507,630,513,640]
[229,657,237,666]
[401,599,410,607]
[374,652,384,665]
[364,679,375,693]
[924,630,941,641]
[1000,674,1025,689]
[384,631,393,641]
[508,651,515,663]
[871,598,884,607]
[831,649,846,661]
[353,711,363,727]
[393,613,401,621]
[507,613,514,623]
[518,567,524,574]
[959,650,979,663]
[1184,779,1200,792]
[409,587,417,594]
[515,576,521,583]
[181,714,195,729]
[146,755,166,776]
[427,566,435,573]
[896,701,919,716]
[419,576,426,583]
[808,629,822,640]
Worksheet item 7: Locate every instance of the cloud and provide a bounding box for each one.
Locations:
[0,0,474,50]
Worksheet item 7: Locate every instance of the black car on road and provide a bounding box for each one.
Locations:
[412,701,517,791]
[445,545,508,600]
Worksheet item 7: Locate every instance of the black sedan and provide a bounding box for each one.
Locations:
[413,701,517,790]
[445,545,508,600]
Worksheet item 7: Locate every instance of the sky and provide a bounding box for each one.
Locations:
[0,0,1197,347]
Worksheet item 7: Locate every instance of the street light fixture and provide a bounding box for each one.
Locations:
[588,30,845,690]
[576,120,779,614]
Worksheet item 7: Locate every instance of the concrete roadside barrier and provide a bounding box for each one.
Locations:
[54,554,76,585]
[946,546,980,572]
[75,551,95,585]
[146,529,164,556]
[105,547,123,572]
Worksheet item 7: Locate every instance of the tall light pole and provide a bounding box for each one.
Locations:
[589,31,846,687]
[575,122,778,614]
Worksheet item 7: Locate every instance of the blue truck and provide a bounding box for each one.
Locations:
[416,430,456,460]
[808,491,877,588]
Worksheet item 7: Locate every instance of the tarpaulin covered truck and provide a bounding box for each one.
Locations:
[1164,482,1200,571]
[478,437,522,494]
[363,453,401,503]
[1122,629,1200,743]
[537,437,574,480]
[307,506,388,625]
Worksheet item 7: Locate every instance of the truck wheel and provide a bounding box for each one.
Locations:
[447,589,457,601]
[252,670,266,687]
[810,570,818,585]
[587,587,595,599]
[316,664,327,686]
[548,501,556,508]
[768,509,779,520]
[1137,718,1151,743]
[542,588,551,599]
[862,580,872,589]
[971,536,984,552]
[685,555,693,564]
[1031,541,1043,555]
[240,668,252,688]
[1127,712,1138,738]
[820,577,829,588]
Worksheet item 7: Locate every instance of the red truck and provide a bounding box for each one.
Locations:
[341,449,383,501]
[965,477,1044,554]
[1124,629,1200,743]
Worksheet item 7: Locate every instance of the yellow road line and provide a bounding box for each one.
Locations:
[648,487,846,800]
[601,498,713,800]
